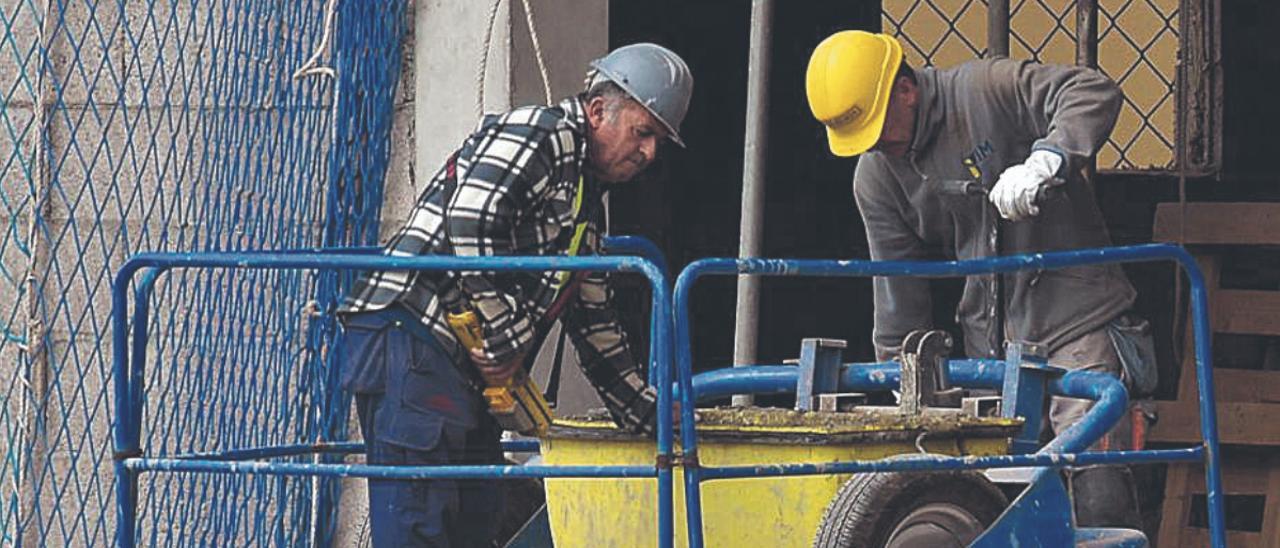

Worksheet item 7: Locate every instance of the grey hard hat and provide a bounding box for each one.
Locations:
[589,43,693,147]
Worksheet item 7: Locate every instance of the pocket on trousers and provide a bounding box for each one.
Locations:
[337,318,393,394]
[386,323,481,428]
[378,406,448,454]
[1106,315,1159,397]
[400,365,480,429]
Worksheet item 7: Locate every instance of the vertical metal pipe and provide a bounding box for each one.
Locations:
[646,261,675,548]
[602,235,670,386]
[988,0,1010,57]
[675,265,706,548]
[986,0,1011,354]
[1183,253,1227,547]
[1075,0,1098,68]
[731,0,775,407]
[1075,1,1099,186]
[112,266,142,548]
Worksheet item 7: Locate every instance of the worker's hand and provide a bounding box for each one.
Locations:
[469,348,526,385]
[988,150,1064,221]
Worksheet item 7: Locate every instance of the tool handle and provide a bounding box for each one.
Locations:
[1035,177,1067,205]
[446,310,485,351]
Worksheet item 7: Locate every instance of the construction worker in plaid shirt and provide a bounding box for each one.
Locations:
[337,43,693,547]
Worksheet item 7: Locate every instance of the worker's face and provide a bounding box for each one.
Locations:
[872,76,918,158]
[586,96,667,183]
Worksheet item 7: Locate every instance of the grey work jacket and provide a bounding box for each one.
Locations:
[853,58,1136,361]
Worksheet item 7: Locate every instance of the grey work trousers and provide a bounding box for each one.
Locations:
[1047,327,1145,529]
[1046,326,1131,451]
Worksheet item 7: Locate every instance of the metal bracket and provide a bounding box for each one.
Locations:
[899,330,962,415]
[677,451,701,469]
[795,338,847,411]
[962,395,1003,417]
[1000,341,1066,454]
[656,452,701,470]
[817,392,867,412]
[655,454,675,470]
[971,468,1076,546]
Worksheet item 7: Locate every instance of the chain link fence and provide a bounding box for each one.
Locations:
[0,1,405,545]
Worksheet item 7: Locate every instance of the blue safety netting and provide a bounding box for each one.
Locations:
[0,0,406,545]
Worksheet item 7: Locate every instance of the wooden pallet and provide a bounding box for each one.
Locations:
[1150,202,1280,546]
[1158,454,1280,547]
[1148,202,1280,446]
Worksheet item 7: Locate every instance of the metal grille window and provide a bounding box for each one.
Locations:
[884,0,1203,173]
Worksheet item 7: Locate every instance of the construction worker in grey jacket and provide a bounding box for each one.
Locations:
[806,30,1154,529]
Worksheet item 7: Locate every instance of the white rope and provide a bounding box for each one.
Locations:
[477,0,504,117]
[293,0,339,80]
[519,0,553,106]
[476,0,553,116]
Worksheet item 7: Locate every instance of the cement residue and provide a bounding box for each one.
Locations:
[556,406,1022,438]
[689,406,1019,434]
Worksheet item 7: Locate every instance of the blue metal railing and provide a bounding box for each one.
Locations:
[601,235,671,387]
[112,241,1226,547]
[112,251,675,548]
[671,243,1224,548]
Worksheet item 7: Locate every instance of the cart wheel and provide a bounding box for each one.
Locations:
[814,468,1008,548]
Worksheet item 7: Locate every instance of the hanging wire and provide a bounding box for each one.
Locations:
[477,0,553,117]
[293,0,340,80]
[519,0,553,105]
[477,0,504,117]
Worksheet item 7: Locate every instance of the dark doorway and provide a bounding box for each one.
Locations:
[606,2,885,378]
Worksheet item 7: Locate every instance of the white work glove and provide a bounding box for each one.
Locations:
[988,150,1064,221]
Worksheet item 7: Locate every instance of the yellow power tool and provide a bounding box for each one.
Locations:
[447,309,554,436]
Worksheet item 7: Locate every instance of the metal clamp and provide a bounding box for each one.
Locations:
[677,451,701,469]
[899,330,963,415]
[655,453,675,470]
[655,452,701,470]
[113,448,143,461]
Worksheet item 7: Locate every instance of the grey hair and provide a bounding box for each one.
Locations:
[581,78,632,121]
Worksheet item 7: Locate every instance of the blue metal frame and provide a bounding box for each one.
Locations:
[113,241,1226,548]
[600,235,671,387]
[672,243,1224,548]
[112,249,675,548]
[1001,343,1058,454]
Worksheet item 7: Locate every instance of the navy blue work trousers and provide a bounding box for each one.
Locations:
[339,308,504,547]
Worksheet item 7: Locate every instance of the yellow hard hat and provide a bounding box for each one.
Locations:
[806,31,903,157]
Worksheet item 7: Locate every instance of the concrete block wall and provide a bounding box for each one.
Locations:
[0,2,39,542]
[1,0,349,545]
[0,0,608,545]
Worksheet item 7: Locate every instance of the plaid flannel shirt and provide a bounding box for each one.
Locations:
[341,97,658,434]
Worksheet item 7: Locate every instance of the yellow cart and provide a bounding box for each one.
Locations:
[542,407,1020,547]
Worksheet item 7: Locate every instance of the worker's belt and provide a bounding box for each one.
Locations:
[366,304,482,388]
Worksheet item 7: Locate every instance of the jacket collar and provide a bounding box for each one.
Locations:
[565,96,611,187]
[908,67,945,157]
[560,96,588,135]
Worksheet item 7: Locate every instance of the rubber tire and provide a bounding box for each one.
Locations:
[813,469,1008,548]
